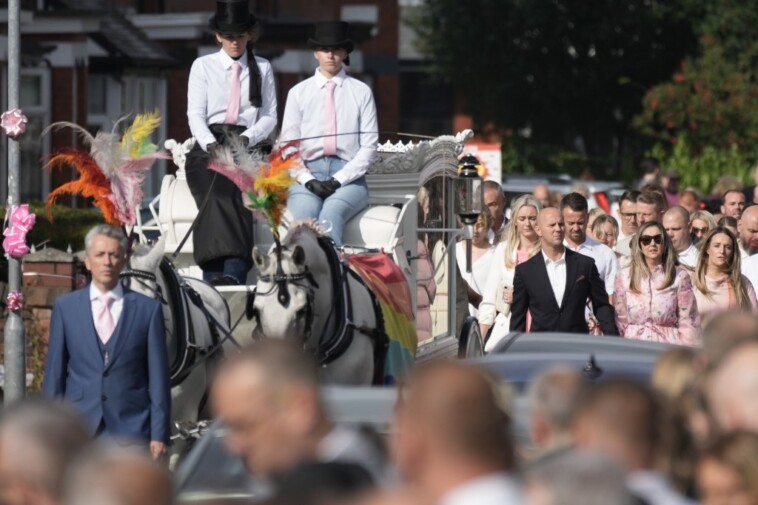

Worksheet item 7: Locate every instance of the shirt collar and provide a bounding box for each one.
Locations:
[565,235,598,251]
[543,250,566,265]
[218,48,248,70]
[314,67,347,88]
[90,282,124,302]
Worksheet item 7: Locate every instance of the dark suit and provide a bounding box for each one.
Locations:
[510,248,618,335]
[42,286,170,444]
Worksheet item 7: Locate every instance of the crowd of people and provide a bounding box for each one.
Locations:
[464,158,758,350]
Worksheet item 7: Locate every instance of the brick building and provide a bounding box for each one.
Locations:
[0,0,456,205]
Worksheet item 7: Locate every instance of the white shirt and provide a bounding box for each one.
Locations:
[455,242,495,316]
[565,236,618,295]
[627,471,695,505]
[89,283,124,327]
[677,243,698,268]
[487,219,507,244]
[187,49,278,150]
[615,230,633,257]
[741,254,758,296]
[317,425,387,484]
[281,67,378,186]
[543,250,567,307]
[439,473,523,505]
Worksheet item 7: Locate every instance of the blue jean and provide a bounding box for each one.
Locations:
[202,256,249,285]
[287,157,368,245]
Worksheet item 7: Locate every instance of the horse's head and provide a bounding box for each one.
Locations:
[122,236,166,299]
[250,243,316,344]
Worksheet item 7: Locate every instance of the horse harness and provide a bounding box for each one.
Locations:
[252,237,389,384]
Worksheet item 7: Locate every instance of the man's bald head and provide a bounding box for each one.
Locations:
[395,362,513,479]
[63,445,173,505]
[533,185,551,208]
[739,205,758,254]
[706,342,758,433]
[573,380,663,471]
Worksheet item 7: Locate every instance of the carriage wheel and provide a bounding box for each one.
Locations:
[457,316,484,359]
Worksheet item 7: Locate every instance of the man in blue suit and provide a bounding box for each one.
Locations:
[43,224,170,460]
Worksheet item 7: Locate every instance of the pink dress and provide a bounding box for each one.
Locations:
[693,274,758,326]
[613,265,700,346]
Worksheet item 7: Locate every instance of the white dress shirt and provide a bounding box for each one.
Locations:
[627,471,696,505]
[615,230,633,257]
[565,236,618,295]
[543,250,567,307]
[741,254,758,295]
[89,283,124,327]
[677,243,698,268]
[281,67,378,186]
[187,49,278,150]
[439,473,523,505]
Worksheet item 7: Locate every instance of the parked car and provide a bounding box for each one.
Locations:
[174,334,674,504]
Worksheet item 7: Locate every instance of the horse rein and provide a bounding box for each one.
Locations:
[120,268,168,305]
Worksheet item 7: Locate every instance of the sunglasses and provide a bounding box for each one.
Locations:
[640,234,663,246]
[692,226,708,235]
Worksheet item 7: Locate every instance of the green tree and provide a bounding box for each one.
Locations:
[408,0,694,175]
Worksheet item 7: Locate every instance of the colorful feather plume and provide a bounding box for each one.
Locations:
[44,112,169,226]
[208,139,300,239]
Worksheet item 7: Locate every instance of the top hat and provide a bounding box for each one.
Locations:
[308,21,354,53]
[209,0,256,34]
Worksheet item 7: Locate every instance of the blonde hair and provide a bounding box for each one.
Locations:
[652,347,697,401]
[591,214,619,239]
[501,195,542,269]
[694,227,751,310]
[628,222,679,293]
[690,210,717,231]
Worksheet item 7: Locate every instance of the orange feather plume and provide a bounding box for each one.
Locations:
[45,149,119,224]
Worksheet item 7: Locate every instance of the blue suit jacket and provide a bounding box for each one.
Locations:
[42,285,170,444]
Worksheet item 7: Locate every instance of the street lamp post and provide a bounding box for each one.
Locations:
[454,154,484,273]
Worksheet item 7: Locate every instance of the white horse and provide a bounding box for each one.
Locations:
[123,237,234,463]
[250,224,384,385]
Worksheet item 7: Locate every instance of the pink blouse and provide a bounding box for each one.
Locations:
[613,265,700,346]
[693,274,758,326]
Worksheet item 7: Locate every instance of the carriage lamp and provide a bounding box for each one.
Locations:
[455,154,484,273]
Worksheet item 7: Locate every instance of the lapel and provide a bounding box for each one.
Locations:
[532,253,560,310]
[561,249,579,308]
[104,289,137,372]
[79,288,102,360]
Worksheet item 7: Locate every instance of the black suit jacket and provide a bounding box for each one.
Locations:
[510,248,618,335]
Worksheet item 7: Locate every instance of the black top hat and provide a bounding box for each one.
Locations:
[209,0,256,34]
[308,21,354,53]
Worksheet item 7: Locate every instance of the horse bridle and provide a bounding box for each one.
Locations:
[120,268,168,305]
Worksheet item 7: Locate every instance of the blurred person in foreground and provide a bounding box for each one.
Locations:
[42,224,170,459]
[211,340,387,485]
[0,399,90,505]
[692,227,757,325]
[479,195,542,350]
[616,189,641,257]
[691,210,718,244]
[700,310,758,367]
[272,461,376,505]
[62,443,173,505]
[573,379,694,505]
[527,366,584,458]
[663,206,698,268]
[705,340,758,434]
[721,189,746,220]
[483,180,507,243]
[561,192,619,298]
[393,361,522,505]
[510,207,618,335]
[524,450,639,505]
[613,222,700,346]
[696,431,758,505]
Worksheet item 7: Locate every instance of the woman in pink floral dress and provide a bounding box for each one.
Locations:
[613,222,700,346]
[692,227,758,325]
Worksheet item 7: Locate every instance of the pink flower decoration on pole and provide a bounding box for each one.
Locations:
[6,291,23,312]
[3,204,36,259]
[1,108,29,140]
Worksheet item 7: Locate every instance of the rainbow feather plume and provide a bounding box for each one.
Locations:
[245,142,299,239]
[44,112,169,226]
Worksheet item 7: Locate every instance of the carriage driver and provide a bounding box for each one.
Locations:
[281,21,378,246]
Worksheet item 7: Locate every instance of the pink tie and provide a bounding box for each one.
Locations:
[323,80,337,156]
[95,294,115,343]
[224,62,242,125]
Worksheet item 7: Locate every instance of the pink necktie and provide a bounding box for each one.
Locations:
[95,294,115,344]
[224,62,242,125]
[323,80,337,156]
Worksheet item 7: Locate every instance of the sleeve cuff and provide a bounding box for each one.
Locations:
[297,173,315,184]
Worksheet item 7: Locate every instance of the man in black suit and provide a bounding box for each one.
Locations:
[510,208,618,335]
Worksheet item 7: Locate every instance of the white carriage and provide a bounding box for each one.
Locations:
[135,130,484,360]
